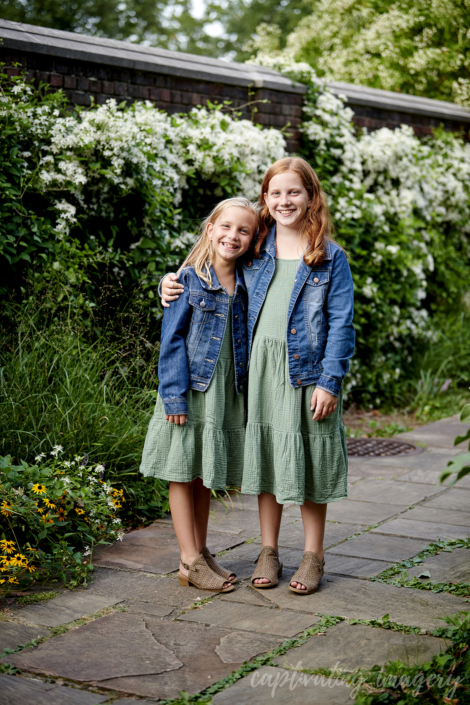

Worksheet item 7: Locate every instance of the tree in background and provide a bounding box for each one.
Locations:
[0,0,207,52]
[252,0,470,105]
[0,0,311,60]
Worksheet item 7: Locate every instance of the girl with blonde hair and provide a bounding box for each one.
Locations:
[141,197,258,592]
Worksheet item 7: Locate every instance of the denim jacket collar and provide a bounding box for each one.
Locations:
[261,225,333,262]
[199,265,246,293]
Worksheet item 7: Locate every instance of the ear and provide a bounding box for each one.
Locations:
[207,222,213,240]
[263,192,268,204]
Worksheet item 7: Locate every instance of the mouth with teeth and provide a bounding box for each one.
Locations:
[277,209,297,217]
[220,241,239,251]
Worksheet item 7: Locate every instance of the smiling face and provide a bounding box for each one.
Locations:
[264,171,311,230]
[207,206,256,265]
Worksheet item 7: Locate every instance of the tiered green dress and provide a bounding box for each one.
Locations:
[241,259,348,505]
[140,297,245,489]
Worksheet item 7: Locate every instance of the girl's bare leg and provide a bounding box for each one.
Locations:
[192,477,211,552]
[170,479,231,587]
[290,500,327,590]
[169,480,199,578]
[253,492,283,585]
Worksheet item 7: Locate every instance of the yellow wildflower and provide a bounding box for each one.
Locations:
[0,539,16,554]
[75,508,85,515]
[43,499,56,509]
[1,501,13,516]
[8,577,19,584]
[32,484,46,495]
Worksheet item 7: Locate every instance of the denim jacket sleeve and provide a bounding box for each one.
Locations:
[158,273,191,416]
[316,249,355,397]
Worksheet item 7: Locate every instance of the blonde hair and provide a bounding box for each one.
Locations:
[178,197,259,285]
[256,157,342,267]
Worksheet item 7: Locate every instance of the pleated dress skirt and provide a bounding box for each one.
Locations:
[140,298,245,489]
[241,259,348,505]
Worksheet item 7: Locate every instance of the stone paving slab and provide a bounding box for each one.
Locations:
[0,622,49,653]
[397,468,470,487]
[220,586,272,607]
[400,505,470,527]
[349,450,462,474]
[179,599,319,637]
[15,593,121,628]
[405,548,470,584]
[0,674,108,705]
[212,665,353,704]
[324,554,392,578]
[277,622,449,672]
[126,602,174,617]
[372,518,470,542]
[422,488,470,513]
[3,612,183,681]
[3,613,281,700]
[398,416,468,450]
[94,523,244,573]
[347,479,443,505]
[316,500,406,525]
[86,568,218,606]
[216,542,306,578]
[206,504,289,537]
[98,620,280,698]
[327,533,427,562]
[259,573,469,629]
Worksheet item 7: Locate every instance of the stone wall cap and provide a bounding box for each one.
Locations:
[328,80,470,123]
[0,19,306,94]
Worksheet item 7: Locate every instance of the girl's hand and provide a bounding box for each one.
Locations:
[166,414,188,425]
[310,388,337,421]
[161,273,184,308]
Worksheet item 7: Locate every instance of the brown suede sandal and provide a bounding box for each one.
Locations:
[289,552,324,595]
[201,546,237,584]
[178,552,235,593]
[251,546,283,589]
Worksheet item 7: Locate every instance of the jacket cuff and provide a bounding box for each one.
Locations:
[162,397,188,415]
[316,375,340,397]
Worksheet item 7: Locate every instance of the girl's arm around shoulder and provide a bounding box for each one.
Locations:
[317,246,355,397]
[158,270,192,417]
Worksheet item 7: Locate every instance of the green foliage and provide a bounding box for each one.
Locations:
[257,0,470,106]
[0,451,125,593]
[354,611,470,704]
[14,590,58,606]
[440,403,470,486]
[0,276,168,526]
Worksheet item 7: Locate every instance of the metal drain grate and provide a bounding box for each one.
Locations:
[346,437,423,457]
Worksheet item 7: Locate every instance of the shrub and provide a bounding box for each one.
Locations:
[0,450,124,594]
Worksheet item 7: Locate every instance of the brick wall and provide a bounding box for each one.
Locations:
[352,105,469,138]
[1,48,304,153]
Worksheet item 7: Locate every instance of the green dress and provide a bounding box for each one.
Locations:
[241,259,348,505]
[140,297,245,489]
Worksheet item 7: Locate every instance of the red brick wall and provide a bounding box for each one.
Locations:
[1,49,303,152]
[352,105,470,138]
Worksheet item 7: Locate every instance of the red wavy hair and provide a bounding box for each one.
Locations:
[255,157,336,267]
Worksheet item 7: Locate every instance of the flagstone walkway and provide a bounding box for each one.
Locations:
[1,414,470,704]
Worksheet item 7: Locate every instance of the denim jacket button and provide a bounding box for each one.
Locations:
[200,300,206,308]
[239,362,243,367]
[296,379,302,385]
[234,314,239,319]
[294,354,299,360]
[248,262,252,267]
[291,328,297,334]
[314,277,319,283]
[238,338,241,343]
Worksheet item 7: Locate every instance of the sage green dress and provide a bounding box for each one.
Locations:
[241,259,348,505]
[140,297,245,489]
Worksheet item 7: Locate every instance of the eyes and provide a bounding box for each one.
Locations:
[221,224,251,234]
[270,190,300,196]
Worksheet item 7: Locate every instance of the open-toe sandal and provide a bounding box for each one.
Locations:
[178,552,235,593]
[251,546,283,589]
[289,551,324,595]
[201,546,237,584]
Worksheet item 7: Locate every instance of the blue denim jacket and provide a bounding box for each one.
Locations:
[242,226,355,397]
[158,265,248,415]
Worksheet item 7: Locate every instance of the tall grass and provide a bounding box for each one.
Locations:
[0,282,167,524]
[408,310,470,420]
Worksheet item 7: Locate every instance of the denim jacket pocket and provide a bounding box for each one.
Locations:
[305,271,329,361]
[187,292,216,361]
